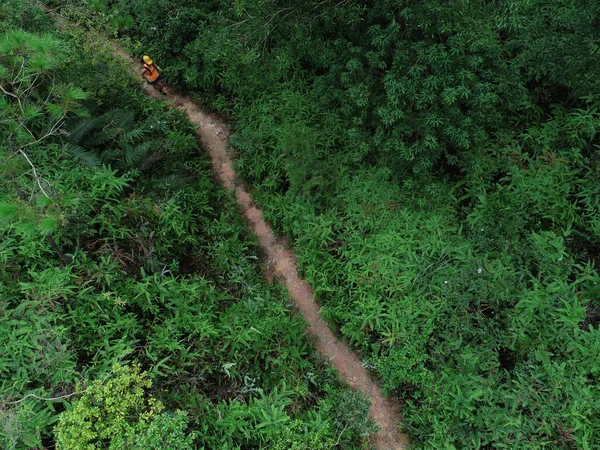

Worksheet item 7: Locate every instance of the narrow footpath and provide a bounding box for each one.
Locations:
[116,48,408,450]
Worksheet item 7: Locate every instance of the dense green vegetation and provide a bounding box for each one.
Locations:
[0,2,376,449]
[4,0,600,448]
[47,0,600,448]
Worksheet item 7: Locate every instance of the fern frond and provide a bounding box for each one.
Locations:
[89,127,119,147]
[105,109,135,131]
[67,116,104,145]
[138,148,164,172]
[123,127,148,144]
[64,144,101,167]
[124,140,154,167]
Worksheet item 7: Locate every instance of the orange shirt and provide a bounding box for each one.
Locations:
[143,63,160,82]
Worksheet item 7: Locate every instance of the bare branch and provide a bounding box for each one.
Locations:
[333,424,349,447]
[227,17,252,28]
[15,116,37,140]
[14,57,27,91]
[18,149,52,200]
[4,373,112,405]
[0,84,23,113]
[18,114,66,151]
[5,391,77,404]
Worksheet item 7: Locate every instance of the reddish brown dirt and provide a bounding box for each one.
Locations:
[114,48,408,450]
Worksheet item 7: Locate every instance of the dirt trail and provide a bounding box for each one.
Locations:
[113,48,408,449]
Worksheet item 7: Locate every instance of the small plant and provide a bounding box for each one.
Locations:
[54,364,196,450]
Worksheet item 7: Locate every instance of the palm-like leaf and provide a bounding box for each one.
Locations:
[64,144,101,168]
[123,140,154,167]
[67,116,104,145]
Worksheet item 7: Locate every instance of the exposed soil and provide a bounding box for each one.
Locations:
[114,48,408,449]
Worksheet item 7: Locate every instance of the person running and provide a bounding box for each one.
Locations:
[141,55,166,94]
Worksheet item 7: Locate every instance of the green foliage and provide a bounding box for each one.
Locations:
[71,0,600,447]
[0,298,76,449]
[11,0,600,447]
[54,364,195,450]
[0,0,53,33]
[0,8,370,450]
[0,28,88,238]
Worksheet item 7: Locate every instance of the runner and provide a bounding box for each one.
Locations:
[140,55,165,94]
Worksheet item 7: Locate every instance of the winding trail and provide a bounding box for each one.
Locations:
[114,48,408,449]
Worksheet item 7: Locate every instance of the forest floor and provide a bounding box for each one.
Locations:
[109,45,408,449]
